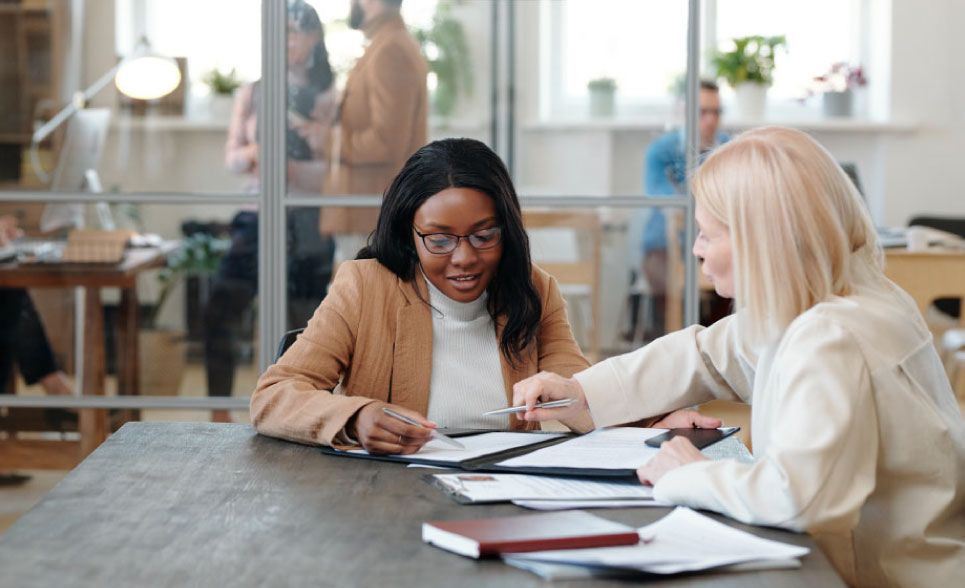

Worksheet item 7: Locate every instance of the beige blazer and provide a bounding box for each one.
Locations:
[321,13,428,235]
[251,259,593,447]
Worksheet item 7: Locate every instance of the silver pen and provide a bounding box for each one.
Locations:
[482,397,578,416]
[381,407,465,449]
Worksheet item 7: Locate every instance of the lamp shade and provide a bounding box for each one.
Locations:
[114,55,181,100]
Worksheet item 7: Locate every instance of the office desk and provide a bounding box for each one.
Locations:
[0,422,844,587]
[0,245,174,467]
[883,247,965,325]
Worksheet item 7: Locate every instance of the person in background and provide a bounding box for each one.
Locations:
[204,0,337,421]
[0,214,74,485]
[637,80,729,338]
[514,127,965,587]
[251,138,712,454]
[318,0,428,263]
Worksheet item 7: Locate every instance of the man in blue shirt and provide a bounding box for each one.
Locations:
[639,80,729,336]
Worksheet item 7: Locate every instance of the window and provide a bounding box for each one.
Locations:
[542,0,866,120]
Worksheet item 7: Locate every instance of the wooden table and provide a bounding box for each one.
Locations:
[0,245,174,468]
[883,246,965,326]
[0,422,845,587]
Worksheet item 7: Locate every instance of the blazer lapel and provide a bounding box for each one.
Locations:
[390,275,433,414]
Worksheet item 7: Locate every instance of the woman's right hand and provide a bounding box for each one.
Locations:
[348,402,434,455]
[512,371,589,422]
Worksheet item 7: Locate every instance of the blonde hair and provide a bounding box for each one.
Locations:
[692,126,883,344]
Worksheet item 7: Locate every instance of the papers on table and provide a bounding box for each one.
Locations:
[504,507,809,576]
[496,427,664,470]
[343,431,565,463]
[513,499,670,510]
[431,472,661,504]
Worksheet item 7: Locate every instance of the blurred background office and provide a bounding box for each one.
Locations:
[0,0,962,430]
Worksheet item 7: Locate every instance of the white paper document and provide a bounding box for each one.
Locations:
[342,431,564,463]
[512,498,671,510]
[432,472,657,503]
[496,427,664,470]
[504,507,809,575]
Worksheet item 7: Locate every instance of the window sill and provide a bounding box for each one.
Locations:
[523,116,917,134]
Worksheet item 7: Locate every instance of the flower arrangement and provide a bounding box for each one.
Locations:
[587,77,617,92]
[709,35,787,87]
[203,67,242,96]
[812,62,867,94]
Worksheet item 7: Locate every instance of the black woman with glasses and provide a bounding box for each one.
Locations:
[251,138,714,454]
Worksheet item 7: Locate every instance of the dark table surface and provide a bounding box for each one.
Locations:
[0,422,845,587]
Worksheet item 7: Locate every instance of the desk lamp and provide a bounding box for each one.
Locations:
[30,36,181,183]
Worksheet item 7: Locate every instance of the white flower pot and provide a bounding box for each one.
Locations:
[588,88,615,117]
[733,82,768,120]
[822,90,853,117]
[209,94,235,121]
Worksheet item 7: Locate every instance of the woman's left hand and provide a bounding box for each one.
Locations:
[637,436,709,486]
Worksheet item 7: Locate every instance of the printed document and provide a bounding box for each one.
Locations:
[504,507,809,575]
[432,472,657,503]
[343,431,564,463]
[497,427,664,470]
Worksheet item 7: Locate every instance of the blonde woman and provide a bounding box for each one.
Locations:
[512,127,965,587]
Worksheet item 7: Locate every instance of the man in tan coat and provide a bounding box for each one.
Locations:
[321,0,428,244]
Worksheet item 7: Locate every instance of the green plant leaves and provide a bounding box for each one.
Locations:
[709,35,787,87]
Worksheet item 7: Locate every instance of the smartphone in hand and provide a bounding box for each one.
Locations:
[644,426,740,449]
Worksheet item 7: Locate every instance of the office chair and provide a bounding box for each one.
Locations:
[275,327,305,362]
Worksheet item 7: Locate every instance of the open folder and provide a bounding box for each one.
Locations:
[320,426,743,478]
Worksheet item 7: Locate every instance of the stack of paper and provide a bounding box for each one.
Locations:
[431,472,671,508]
[503,507,809,577]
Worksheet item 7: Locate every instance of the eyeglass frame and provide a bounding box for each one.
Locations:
[412,225,503,255]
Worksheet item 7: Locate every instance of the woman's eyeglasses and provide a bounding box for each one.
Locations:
[414,226,503,255]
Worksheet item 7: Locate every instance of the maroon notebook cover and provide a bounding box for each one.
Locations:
[422,510,639,558]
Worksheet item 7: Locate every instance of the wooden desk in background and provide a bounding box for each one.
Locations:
[0,422,845,587]
[0,244,174,468]
[883,247,965,327]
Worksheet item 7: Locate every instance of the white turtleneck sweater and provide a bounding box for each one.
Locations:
[423,275,510,429]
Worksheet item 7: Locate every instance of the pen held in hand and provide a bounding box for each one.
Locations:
[482,398,577,416]
[380,407,465,449]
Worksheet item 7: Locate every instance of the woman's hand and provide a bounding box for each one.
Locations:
[349,402,434,455]
[512,371,589,422]
[637,436,708,485]
[651,409,721,429]
[0,215,23,247]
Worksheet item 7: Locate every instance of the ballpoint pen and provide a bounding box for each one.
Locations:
[381,407,465,449]
[482,398,578,416]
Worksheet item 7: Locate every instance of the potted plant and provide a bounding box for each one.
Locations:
[709,35,786,119]
[203,67,242,121]
[413,0,473,120]
[587,77,617,117]
[810,62,867,117]
[140,233,228,395]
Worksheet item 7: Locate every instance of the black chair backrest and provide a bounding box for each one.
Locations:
[907,216,965,239]
[275,328,305,362]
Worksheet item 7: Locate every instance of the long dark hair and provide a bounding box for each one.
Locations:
[358,138,542,366]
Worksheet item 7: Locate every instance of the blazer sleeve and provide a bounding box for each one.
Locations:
[575,314,756,428]
[250,263,379,446]
[340,42,425,166]
[652,317,879,534]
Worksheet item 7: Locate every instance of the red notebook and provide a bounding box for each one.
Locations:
[422,510,639,558]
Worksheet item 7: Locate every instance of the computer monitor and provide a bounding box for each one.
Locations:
[839,162,863,196]
[40,108,111,232]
